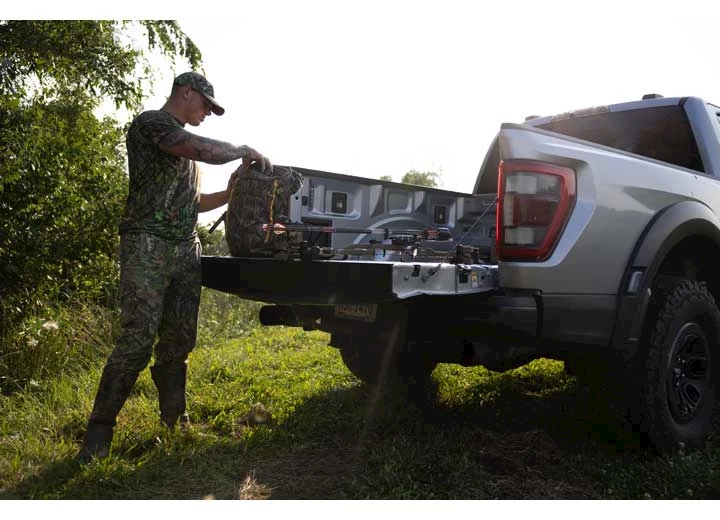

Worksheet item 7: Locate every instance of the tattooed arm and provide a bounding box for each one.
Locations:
[158,128,273,173]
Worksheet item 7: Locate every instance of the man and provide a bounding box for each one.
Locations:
[77,71,272,463]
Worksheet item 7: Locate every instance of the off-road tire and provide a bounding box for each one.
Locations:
[641,279,719,453]
[334,309,438,403]
[339,339,437,388]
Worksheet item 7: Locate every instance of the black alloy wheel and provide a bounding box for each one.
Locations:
[666,322,711,425]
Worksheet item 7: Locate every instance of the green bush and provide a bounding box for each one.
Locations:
[0,91,127,335]
[0,19,202,336]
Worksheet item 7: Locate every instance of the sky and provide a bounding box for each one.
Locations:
[9,0,720,226]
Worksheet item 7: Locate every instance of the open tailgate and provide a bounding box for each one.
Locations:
[201,255,497,305]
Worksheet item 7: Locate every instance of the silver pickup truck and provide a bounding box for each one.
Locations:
[202,94,720,453]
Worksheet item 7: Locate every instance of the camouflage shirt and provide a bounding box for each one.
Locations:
[120,110,201,241]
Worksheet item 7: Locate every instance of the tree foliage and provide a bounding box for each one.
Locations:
[197,223,230,257]
[400,169,441,188]
[0,20,201,111]
[0,20,203,334]
[0,91,127,315]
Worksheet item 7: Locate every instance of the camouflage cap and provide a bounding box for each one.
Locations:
[173,71,225,116]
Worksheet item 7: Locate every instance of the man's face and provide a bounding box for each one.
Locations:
[185,87,213,126]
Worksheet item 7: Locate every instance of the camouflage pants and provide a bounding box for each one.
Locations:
[108,232,202,372]
[88,232,201,425]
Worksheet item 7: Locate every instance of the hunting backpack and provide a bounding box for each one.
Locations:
[225,163,303,258]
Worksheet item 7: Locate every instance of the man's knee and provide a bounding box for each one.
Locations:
[154,341,193,367]
[106,344,153,374]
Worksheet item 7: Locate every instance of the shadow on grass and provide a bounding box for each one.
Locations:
[5,370,719,500]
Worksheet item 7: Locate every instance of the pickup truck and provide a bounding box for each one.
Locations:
[201,94,720,453]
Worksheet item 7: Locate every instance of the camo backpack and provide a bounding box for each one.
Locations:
[225,163,303,258]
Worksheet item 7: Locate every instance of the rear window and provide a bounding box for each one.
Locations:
[537,105,704,173]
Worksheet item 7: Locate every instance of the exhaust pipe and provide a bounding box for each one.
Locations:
[259,305,299,326]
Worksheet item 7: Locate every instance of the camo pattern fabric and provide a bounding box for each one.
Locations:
[105,232,202,374]
[225,164,303,257]
[89,232,201,425]
[121,110,201,242]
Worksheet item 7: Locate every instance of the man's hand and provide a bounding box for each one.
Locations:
[243,147,273,174]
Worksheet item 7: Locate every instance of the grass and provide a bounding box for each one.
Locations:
[1,291,720,499]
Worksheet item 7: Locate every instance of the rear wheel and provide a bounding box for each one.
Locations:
[339,338,437,387]
[641,279,719,452]
[333,316,437,399]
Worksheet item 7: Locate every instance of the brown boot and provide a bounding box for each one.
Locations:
[76,366,139,463]
[150,362,189,428]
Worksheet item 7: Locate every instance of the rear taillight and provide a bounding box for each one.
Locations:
[496,160,576,262]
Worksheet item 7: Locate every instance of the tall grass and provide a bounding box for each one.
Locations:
[0,288,261,395]
[1,289,719,499]
[0,303,118,394]
[196,290,263,347]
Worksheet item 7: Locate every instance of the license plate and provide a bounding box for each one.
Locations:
[334,303,377,322]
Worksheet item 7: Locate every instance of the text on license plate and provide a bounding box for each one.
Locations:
[334,304,377,322]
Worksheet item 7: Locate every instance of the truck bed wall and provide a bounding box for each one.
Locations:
[289,167,497,254]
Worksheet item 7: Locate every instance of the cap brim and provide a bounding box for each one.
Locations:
[202,93,225,116]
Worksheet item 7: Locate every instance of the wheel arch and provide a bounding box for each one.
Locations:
[611,200,720,358]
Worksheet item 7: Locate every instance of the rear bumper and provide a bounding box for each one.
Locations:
[472,291,616,347]
[257,289,615,352]
[542,293,616,346]
[401,290,615,347]
[202,256,616,350]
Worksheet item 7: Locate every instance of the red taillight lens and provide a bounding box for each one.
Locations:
[496,160,576,261]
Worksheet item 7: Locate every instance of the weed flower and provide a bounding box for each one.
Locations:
[27,338,39,348]
[41,320,59,331]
